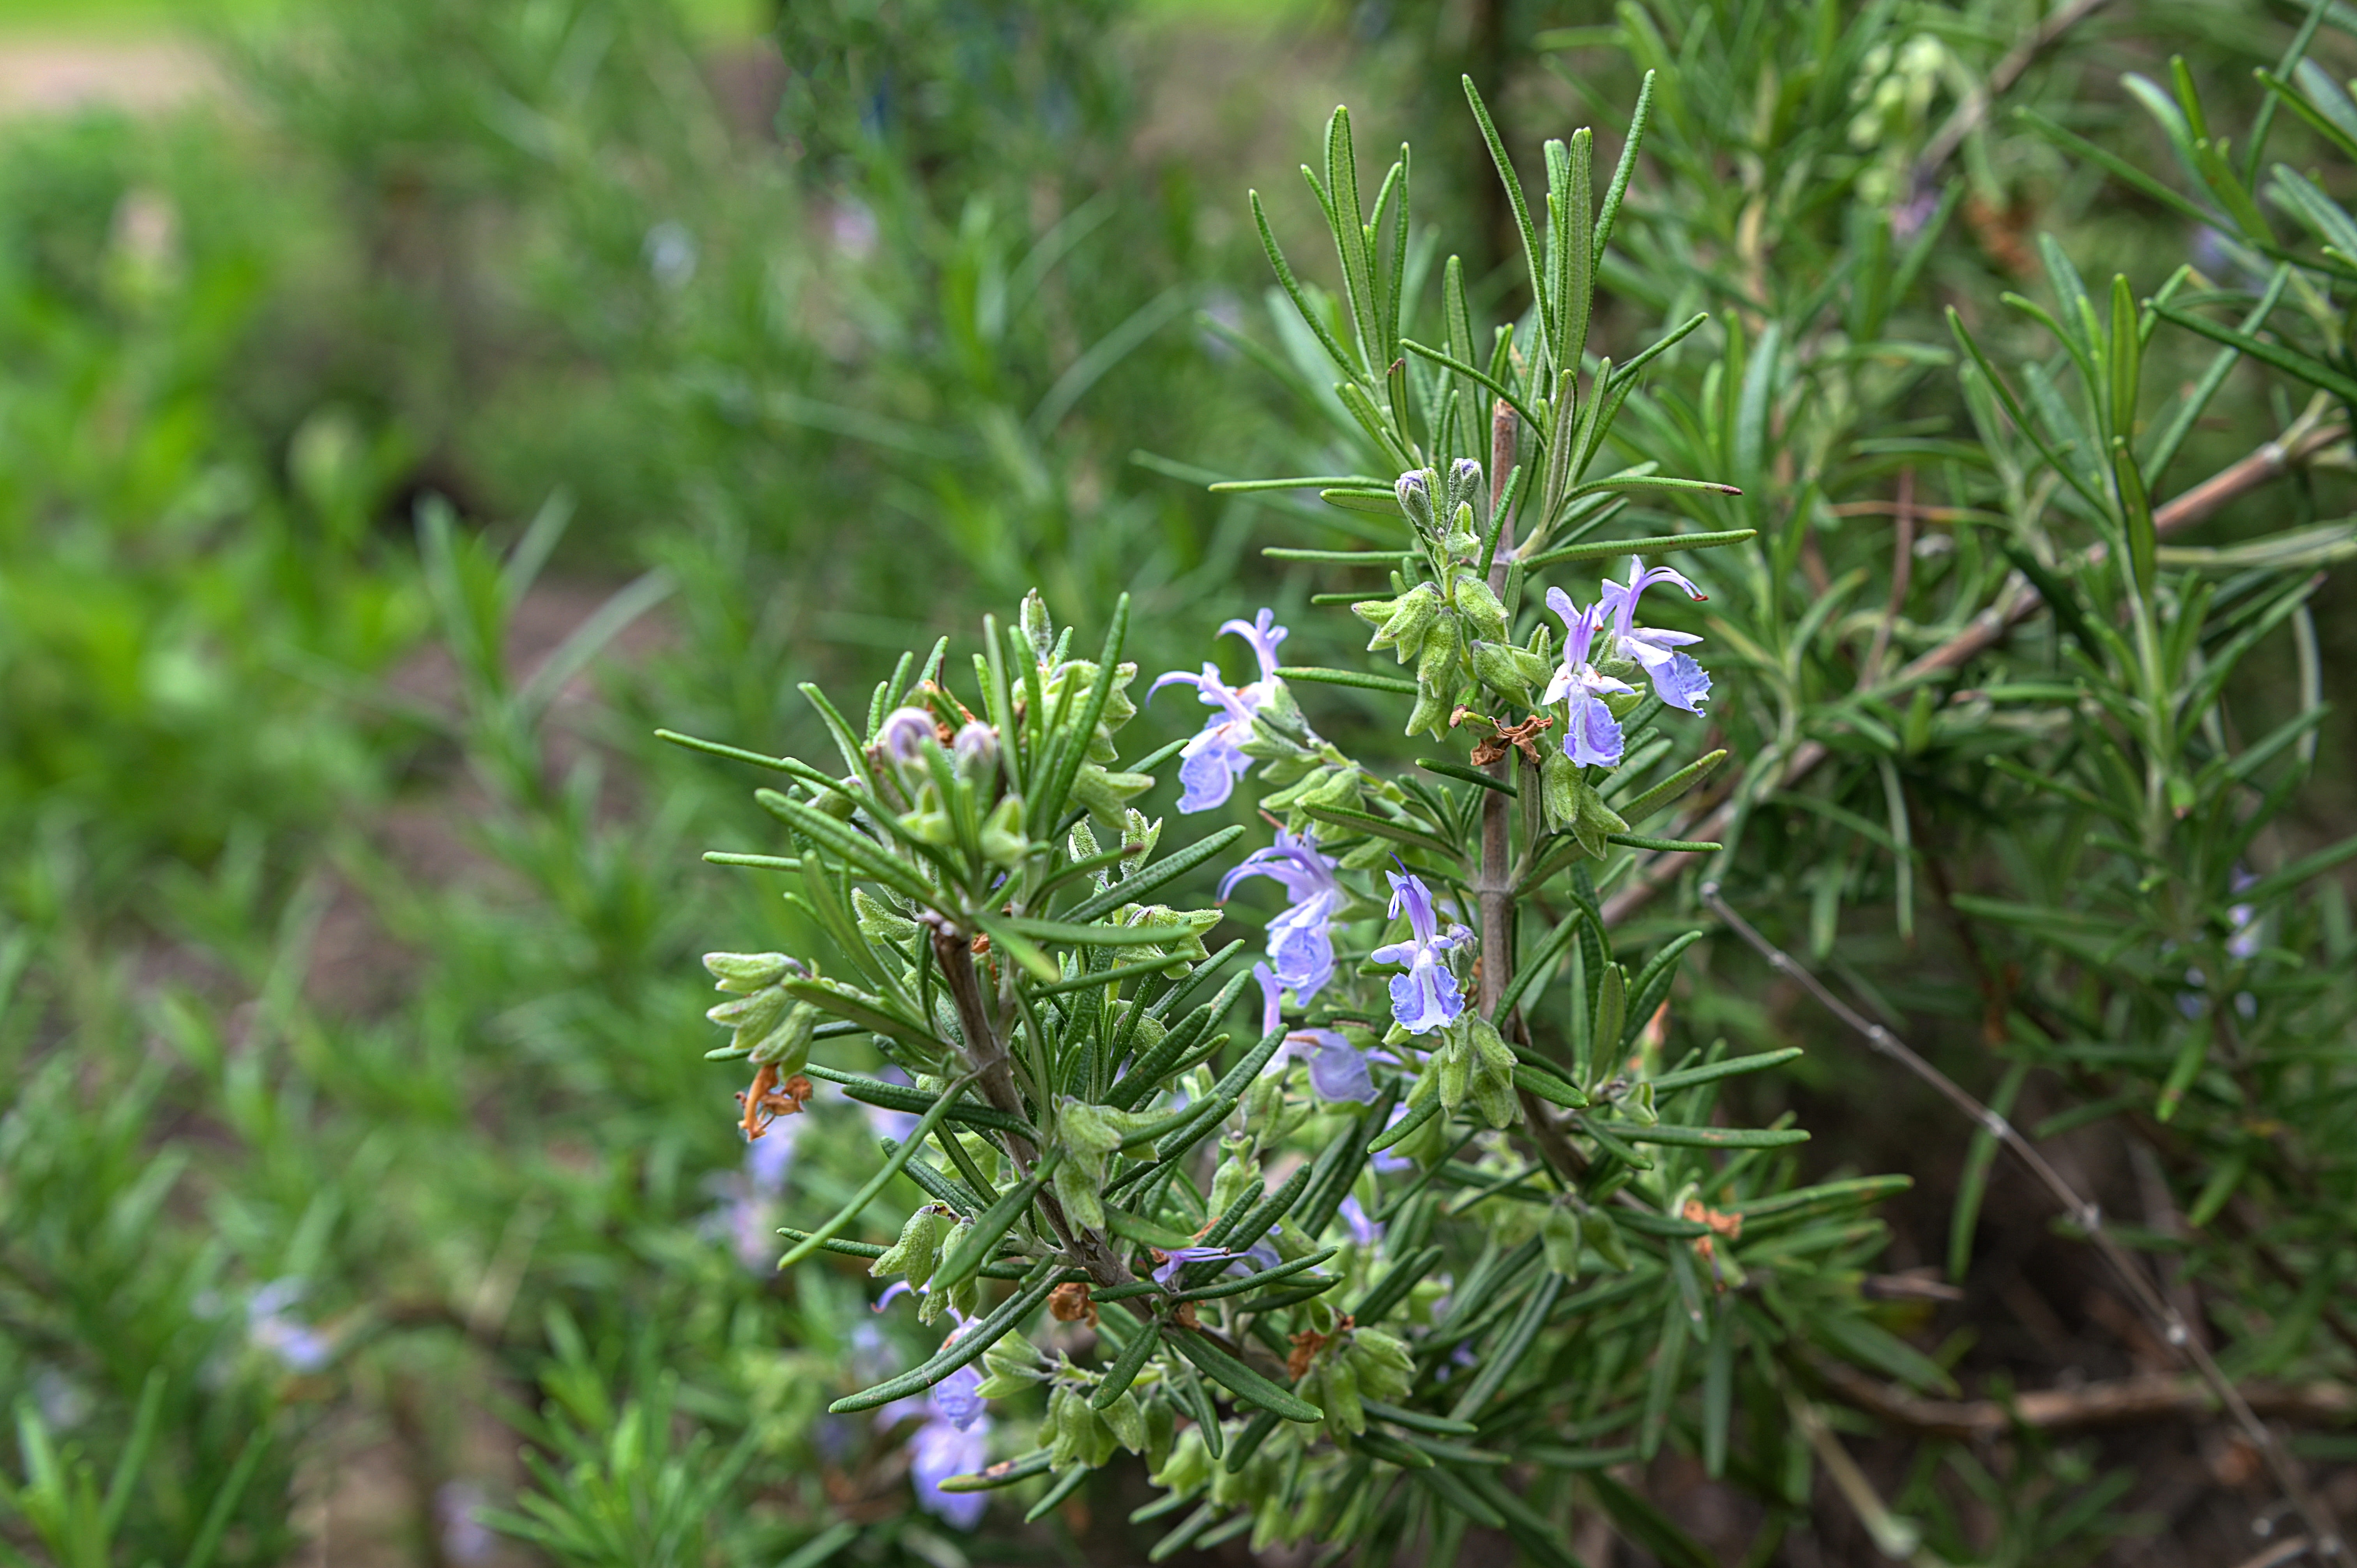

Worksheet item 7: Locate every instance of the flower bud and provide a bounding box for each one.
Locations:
[1316,1347,1364,1434]
[876,706,937,770]
[1441,502,1482,561]
[1020,589,1057,664]
[1469,641,1551,709]
[952,721,999,782]
[1394,467,1436,531]
[702,951,798,993]
[1541,1202,1584,1280]
[1356,582,1441,664]
[1058,1098,1127,1156]
[1152,1426,1210,1493]
[1051,1153,1106,1231]
[1347,1326,1413,1399]
[748,1000,818,1073]
[1541,749,1584,839]
[1414,612,1461,693]
[1465,1013,1520,1129]
[871,1203,953,1289]
[979,794,1028,868]
[1099,1389,1147,1453]
[1452,572,1509,645]
[1445,457,1484,521]
[706,986,788,1037]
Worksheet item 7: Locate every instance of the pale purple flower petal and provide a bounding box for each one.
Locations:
[1566,690,1627,768]
[1373,871,1472,1035]
[1223,830,1343,1001]
[1154,1246,1233,1289]
[1150,616,1293,815]
[1340,1194,1384,1247]
[930,1362,987,1431]
[911,1413,991,1529]
[1600,562,1712,713]
[1303,1031,1377,1102]
[878,706,937,767]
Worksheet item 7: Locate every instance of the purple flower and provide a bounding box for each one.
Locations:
[1597,562,1712,714]
[1340,1194,1384,1247]
[702,1115,804,1273]
[929,1361,987,1431]
[1149,609,1289,813]
[1153,1246,1235,1289]
[246,1279,331,1373]
[2227,867,2261,962]
[1544,588,1637,768]
[911,1412,991,1529]
[1370,872,1474,1035]
[1223,830,1344,1003]
[1254,964,1378,1104]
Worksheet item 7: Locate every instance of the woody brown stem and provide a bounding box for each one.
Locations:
[928,924,1134,1287]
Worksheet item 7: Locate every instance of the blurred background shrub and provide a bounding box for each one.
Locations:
[0,0,2349,1563]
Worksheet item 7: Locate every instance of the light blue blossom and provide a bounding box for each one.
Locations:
[1149,609,1289,813]
[1543,589,1636,768]
[2227,868,2262,961]
[702,1114,804,1273]
[885,1313,994,1529]
[1340,1194,1384,1247]
[911,1410,991,1529]
[246,1279,331,1373]
[1223,829,1344,1002]
[1598,561,1712,714]
[1370,871,1474,1035]
[1254,963,1377,1103]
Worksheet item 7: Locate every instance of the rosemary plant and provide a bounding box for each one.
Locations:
[673,87,1930,1561]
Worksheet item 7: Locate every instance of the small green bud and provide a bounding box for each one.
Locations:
[1100,1388,1147,1453]
[1541,748,1585,839]
[1059,1098,1126,1156]
[1051,1151,1106,1231]
[706,986,788,1037]
[870,1204,952,1288]
[1207,1138,1261,1219]
[1317,1348,1364,1435]
[1444,456,1484,522]
[1436,1032,1471,1111]
[1415,611,1461,692]
[1583,1207,1633,1272]
[1071,764,1152,826]
[702,952,797,992]
[979,793,1029,868]
[1020,589,1056,665]
[1143,1391,1175,1470]
[1452,571,1507,644]
[1357,581,1442,665]
[1468,640,1552,709]
[1347,1327,1413,1400]
[1541,1202,1583,1280]
[747,1000,818,1072]
[1395,467,1438,532]
[1153,1425,1210,1494]
[1441,501,1481,561]
[1465,1013,1520,1129]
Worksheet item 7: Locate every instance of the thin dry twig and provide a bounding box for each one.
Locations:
[1700,882,2348,1561]
[2238,1538,2321,1568]
[1808,1354,2357,1440]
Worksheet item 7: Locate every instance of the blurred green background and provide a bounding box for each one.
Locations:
[0,0,2350,1563]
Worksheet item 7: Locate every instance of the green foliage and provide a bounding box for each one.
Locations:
[3,0,2355,1562]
